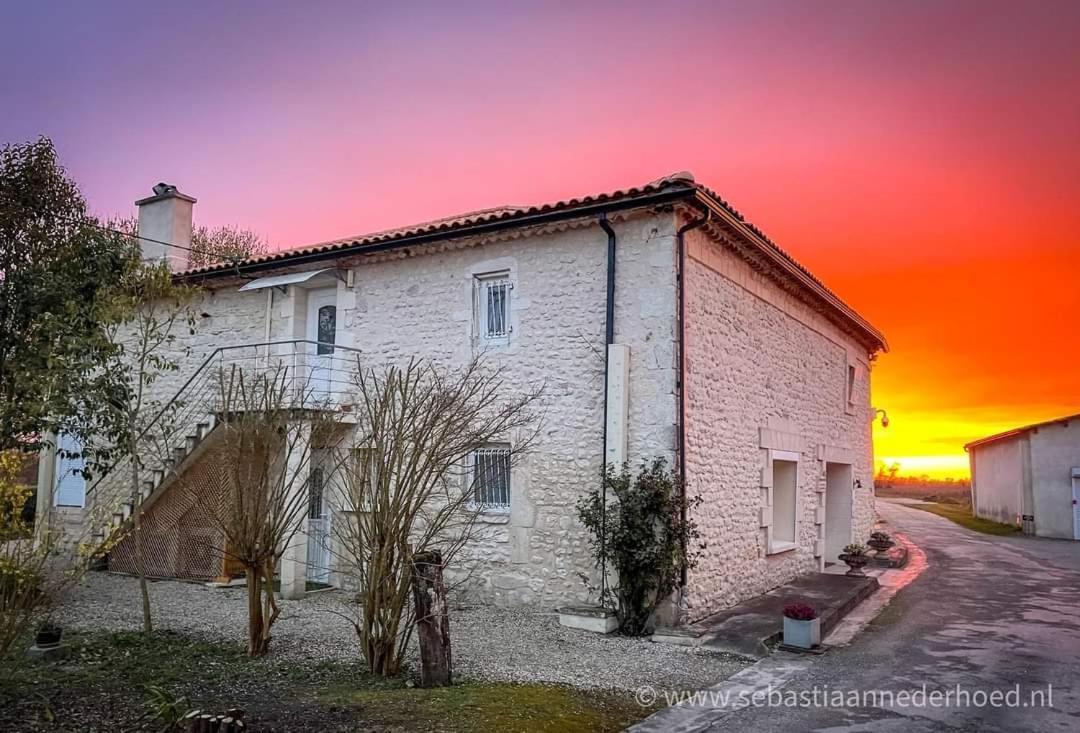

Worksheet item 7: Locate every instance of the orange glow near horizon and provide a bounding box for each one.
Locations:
[4,3,1079,481]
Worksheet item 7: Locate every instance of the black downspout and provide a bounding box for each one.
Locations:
[676,209,711,586]
[598,214,617,601]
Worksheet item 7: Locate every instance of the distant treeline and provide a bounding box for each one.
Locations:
[875,464,971,490]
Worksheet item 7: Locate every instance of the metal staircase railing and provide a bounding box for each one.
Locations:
[87,339,364,538]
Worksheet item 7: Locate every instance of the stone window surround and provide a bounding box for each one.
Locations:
[466,442,516,523]
[765,449,800,555]
[465,256,519,350]
[758,421,805,557]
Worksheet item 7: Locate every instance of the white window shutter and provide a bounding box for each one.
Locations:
[54,433,87,508]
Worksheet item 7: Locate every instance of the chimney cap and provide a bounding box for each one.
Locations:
[135,182,197,206]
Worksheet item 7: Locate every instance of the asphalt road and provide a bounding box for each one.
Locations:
[701,501,1080,732]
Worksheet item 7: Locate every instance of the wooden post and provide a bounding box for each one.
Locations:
[411,549,451,687]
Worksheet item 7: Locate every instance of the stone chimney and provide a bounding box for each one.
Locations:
[135,182,196,270]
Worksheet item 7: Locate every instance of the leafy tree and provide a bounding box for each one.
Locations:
[0,138,139,468]
[577,458,702,635]
[189,224,268,267]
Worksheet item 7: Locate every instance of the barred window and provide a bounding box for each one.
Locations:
[471,445,511,511]
[308,467,326,520]
[477,274,511,339]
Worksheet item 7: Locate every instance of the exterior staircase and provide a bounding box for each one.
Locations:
[93,414,220,540]
[82,339,360,576]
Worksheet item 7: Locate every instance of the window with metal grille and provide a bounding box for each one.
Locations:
[308,467,326,519]
[477,274,511,339]
[471,445,511,511]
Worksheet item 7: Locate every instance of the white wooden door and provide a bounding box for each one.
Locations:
[1071,468,1080,541]
[824,463,854,562]
[54,433,86,507]
[305,289,338,402]
[306,461,332,585]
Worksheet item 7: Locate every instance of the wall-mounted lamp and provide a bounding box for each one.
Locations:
[872,408,889,428]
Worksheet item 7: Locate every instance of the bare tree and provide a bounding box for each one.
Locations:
[183,366,341,656]
[102,257,196,636]
[189,225,268,268]
[333,357,543,678]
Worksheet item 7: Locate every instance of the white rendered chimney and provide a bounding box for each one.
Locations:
[135,182,196,271]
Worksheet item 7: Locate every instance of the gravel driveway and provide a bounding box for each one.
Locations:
[57,572,748,692]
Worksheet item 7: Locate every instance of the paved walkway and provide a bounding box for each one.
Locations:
[632,500,1080,732]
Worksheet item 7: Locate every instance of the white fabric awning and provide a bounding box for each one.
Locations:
[237,268,338,292]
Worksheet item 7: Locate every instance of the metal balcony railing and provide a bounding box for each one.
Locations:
[86,339,364,532]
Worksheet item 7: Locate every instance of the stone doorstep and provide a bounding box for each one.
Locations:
[652,573,880,659]
[557,605,619,634]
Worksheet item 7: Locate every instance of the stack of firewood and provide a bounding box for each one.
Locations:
[183,708,246,731]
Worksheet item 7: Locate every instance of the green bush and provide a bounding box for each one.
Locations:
[576,458,702,635]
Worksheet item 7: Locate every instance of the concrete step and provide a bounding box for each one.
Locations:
[653,573,880,658]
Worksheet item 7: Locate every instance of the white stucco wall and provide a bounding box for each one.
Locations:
[970,436,1025,526]
[682,224,877,620]
[1029,420,1080,540]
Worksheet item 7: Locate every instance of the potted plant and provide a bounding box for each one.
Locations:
[868,531,894,553]
[839,543,870,576]
[782,603,820,649]
[34,622,63,649]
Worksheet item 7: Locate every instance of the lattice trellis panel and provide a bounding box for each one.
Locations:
[109,440,233,581]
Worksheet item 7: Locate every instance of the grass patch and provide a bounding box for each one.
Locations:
[321,681,654,732]
[910,501,1021,536]
[0,631,653,731]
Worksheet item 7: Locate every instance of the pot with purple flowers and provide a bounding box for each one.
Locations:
[782,603,820,649]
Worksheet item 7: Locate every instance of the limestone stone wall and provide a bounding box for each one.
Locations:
[323,211,680,606]
[51,210,680,609]
[682,224,877,620]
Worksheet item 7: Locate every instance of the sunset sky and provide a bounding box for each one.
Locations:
[3,1,1078,478]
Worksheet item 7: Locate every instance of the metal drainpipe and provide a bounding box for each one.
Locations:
[597,213,617,601]
[676,208,711,585]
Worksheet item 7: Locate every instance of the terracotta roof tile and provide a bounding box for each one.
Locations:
[180,172,886,350]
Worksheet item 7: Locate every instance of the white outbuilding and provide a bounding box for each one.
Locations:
[966,413,1080,540]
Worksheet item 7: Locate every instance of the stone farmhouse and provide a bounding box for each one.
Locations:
[36,172,887,622]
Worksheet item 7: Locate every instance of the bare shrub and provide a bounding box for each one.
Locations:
[334,357,543,676]
[181,366,341,656]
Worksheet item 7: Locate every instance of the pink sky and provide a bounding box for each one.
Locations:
[4,1,1079,476]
